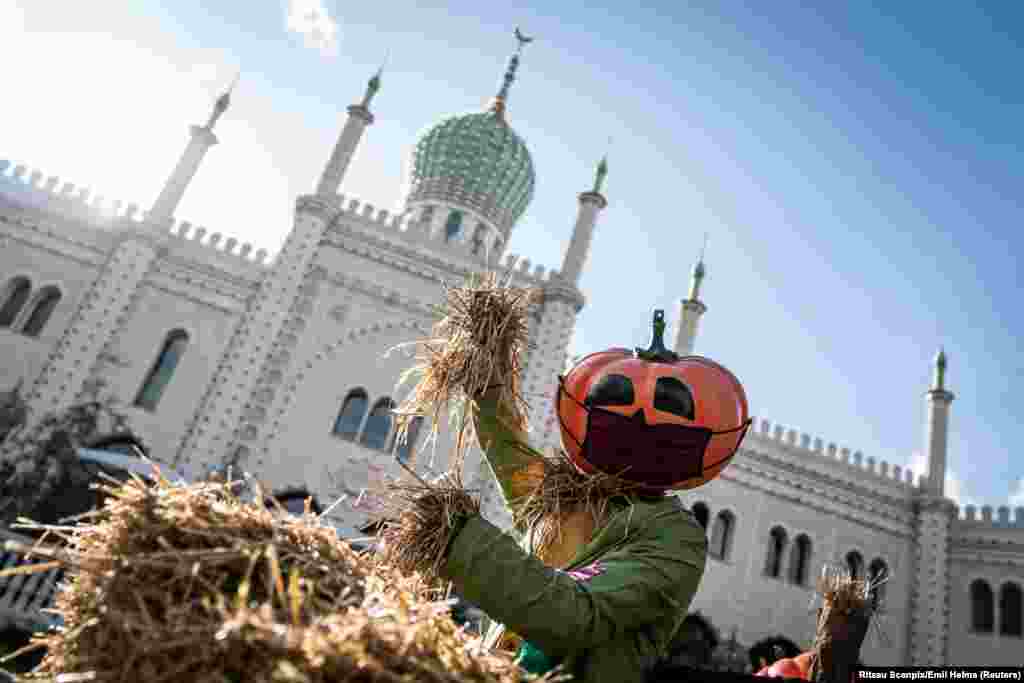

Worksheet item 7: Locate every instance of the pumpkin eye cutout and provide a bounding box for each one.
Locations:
[654,377,695,420]
[585,374,635,407]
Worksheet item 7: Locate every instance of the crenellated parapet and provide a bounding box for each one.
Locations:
[164,219,271,271]
[0,159,146,227]
[746,416,919,492]
[0,158,272,275]
[956,504,1024,528]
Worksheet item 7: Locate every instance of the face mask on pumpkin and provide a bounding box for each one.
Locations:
[556,309,752,491]
[557,377,751,491]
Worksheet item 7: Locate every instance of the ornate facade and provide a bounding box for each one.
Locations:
[0,36,1021,667]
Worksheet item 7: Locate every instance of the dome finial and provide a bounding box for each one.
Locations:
[490,27,534,118]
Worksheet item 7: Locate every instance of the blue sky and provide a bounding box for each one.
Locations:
[2,1,1021,510]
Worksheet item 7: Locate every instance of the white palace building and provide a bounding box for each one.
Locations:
[0,36,1021,668]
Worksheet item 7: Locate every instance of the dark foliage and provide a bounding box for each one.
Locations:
[0,381,134,529]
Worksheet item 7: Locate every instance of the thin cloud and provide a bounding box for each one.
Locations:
[1010,478,1024,507]
[286,0,339,57]
[907,450,979,510]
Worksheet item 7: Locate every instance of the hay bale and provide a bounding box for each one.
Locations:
[0,474,552,682]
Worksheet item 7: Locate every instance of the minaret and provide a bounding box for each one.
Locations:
[908,348,956,666]
[674,238,708,355]
[176,73,384,475]
[559,156,608,285]
[924,348,955,496]
[315,68,380,197]
[149,78,236,222]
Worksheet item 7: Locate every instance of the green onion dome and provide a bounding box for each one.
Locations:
[406,109,535,234]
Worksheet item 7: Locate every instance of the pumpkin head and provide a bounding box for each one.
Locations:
[557,310,750,491]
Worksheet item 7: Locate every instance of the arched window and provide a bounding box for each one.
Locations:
[764,527,787,578]
[134,329,188,411]
[395,416,423,464]
[868,558,888,608]
[845,551,864,580]
[999,582,1022,637]
[0,277,31,328]
[333,389,368,440]
[789,534,812,586]
[691,502,709,530]
[360,397,395,450]
[444,210,464,243]
[20,286,61,337]
[710,511,735,561]
[971,579,995,633]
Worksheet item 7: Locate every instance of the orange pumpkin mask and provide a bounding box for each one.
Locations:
[557,310,750,491]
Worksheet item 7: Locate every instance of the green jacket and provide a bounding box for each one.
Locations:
[440,395,708,683]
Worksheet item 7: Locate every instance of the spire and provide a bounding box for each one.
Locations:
[361,54,385,108]
[559,152,608,285]
[923,347,955,497]
[688,233,708,301]
[150,77,235,223]
[489,27,533,118]
[675,234,709,355]
[933,347,947,391]
[315,66,379,197]
[205,71,239,130]
[593,155,608,194]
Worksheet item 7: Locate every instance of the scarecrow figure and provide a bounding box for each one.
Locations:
[428,308,752,683]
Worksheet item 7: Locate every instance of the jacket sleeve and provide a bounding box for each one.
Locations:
[472,391,546,511]
[441,512,707,659]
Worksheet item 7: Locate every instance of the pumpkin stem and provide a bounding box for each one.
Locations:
[635,309,681,363]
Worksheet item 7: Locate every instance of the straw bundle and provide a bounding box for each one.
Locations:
[809,564,883,683]
[378,471,481,580]
[0,473,552,683]
[390,271,538,470]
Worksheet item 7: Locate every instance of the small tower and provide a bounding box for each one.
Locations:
[177,72,386,475]
[908,348,956,666]
[924,348,955,496]
[19,81,243,419]
[315,67,381,197]
[674,238,708,355]
[149,78,236,223]
[559,155,608,285]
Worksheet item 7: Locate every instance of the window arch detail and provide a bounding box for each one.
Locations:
[333,389,369,440]
[134,329,188,411]
[691,502,709,530]
[360,397,395,450]
[788,534,812,586]
[0,277,31,328]
[971,579,995,634]
[710,510,735,561]
[764,526,787,578]
[1000,582,1022,637]
[20,286,61,337]
[845,551,865,580]
[444,210,464,243]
